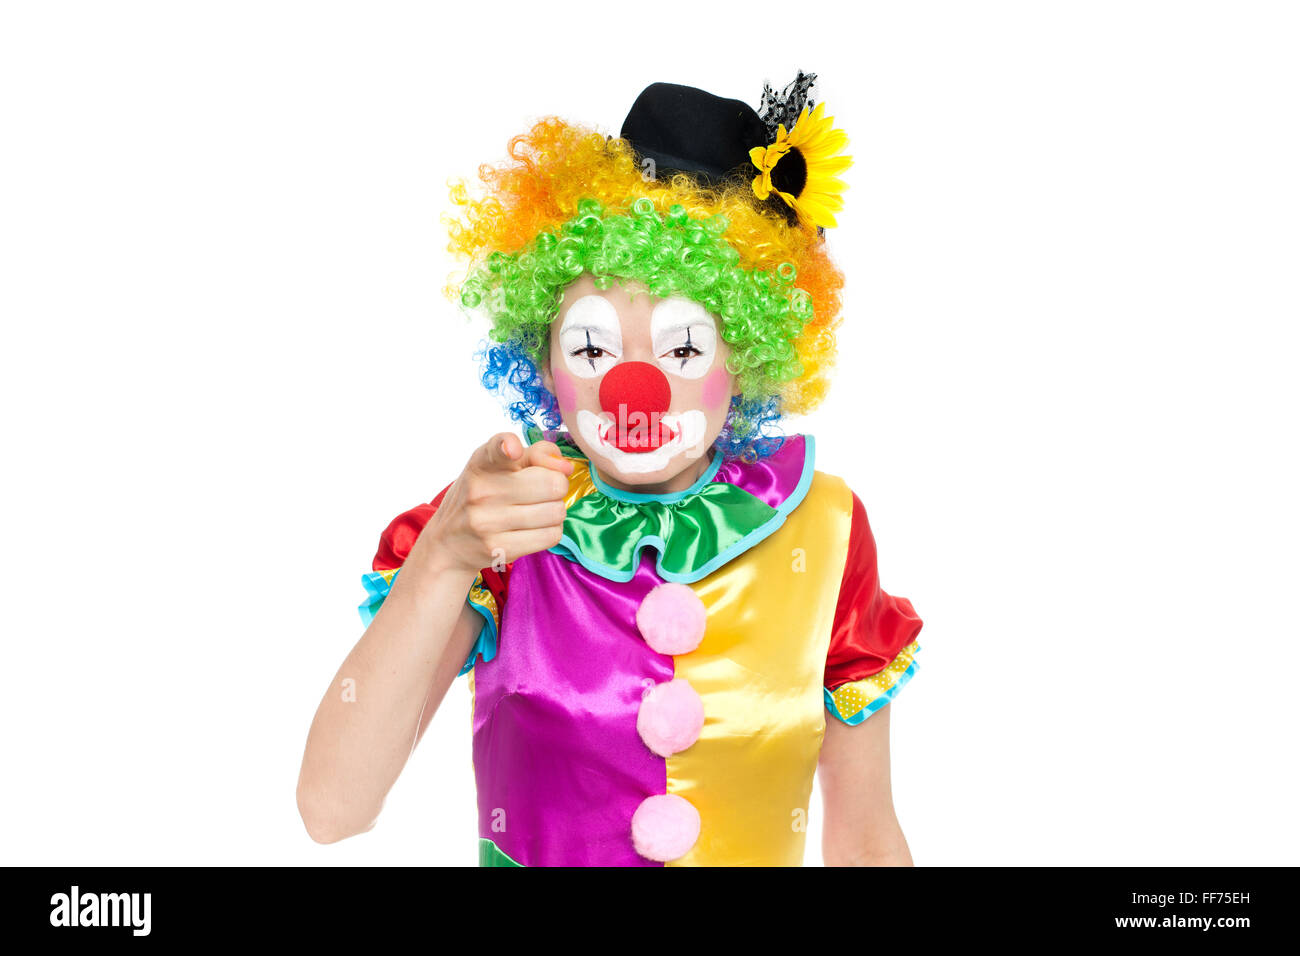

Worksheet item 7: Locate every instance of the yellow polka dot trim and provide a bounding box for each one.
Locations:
[468,574,500,629]
[826,640,921,725]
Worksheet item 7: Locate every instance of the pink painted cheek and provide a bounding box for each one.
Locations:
[551,367,578,415]
[700,368,731,411]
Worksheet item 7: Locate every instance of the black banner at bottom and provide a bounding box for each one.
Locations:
[7,865,1284,941]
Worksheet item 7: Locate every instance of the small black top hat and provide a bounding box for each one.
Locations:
[620,82,770,185]
[619,72,826,230]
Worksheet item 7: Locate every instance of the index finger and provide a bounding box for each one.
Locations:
[475,432,526,472]
[521,440,576,476]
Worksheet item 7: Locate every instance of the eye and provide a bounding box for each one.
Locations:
[664,344,704,360]
[568,330,615,371]
[650,296,718,380]
[558,294,623,379]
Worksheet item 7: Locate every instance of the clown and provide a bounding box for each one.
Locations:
[297,73,924,866]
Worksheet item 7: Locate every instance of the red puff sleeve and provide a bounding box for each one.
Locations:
[822,491,923,724]
[371,483,453,572]
[359,482,509,675]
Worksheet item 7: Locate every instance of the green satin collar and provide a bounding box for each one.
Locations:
[523,426,814,583]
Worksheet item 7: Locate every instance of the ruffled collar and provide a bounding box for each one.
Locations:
[523,426,816,583]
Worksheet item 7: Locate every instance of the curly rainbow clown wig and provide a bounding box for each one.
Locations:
[442,78,849,462]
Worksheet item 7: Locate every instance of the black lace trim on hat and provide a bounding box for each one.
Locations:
[757,71,817,144]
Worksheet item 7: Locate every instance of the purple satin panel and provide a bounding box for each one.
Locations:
[472,550,673,866]
[710,434,806,508]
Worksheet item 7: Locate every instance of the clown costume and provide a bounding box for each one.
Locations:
[354,73,923,866]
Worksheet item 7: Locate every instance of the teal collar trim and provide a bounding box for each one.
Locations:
[585,446,724,504]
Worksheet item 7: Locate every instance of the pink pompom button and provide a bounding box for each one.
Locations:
[631,793,700,863]
[635,582,707,655]
[637,678,705,756]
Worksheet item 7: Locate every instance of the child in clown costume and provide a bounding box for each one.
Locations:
[297,73,923,866]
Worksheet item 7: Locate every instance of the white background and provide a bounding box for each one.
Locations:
[2,1,1296,866]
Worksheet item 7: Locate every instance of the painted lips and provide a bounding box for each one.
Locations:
[599,417,677,452]
[576,408,709,475]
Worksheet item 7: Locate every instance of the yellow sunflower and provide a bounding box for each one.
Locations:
[749,101,852,228]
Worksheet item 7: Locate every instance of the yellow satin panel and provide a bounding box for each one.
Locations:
[562,459,596,507]
[666,471,854,866]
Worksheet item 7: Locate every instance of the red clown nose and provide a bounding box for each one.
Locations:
[597,361,676,453]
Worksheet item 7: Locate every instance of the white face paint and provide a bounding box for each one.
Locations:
[558,294,623,378]
[650,296,718,381]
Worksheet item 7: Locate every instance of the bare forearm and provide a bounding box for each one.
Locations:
[296,535,477,843]
[818,704,914,866]
[822,803,913,866]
